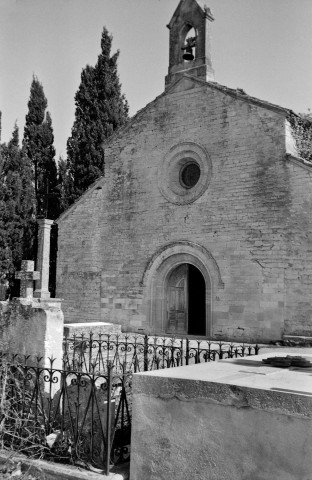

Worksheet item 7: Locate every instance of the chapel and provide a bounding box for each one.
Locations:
[56,0,312,343]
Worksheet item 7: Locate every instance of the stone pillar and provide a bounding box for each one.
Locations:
[34,218,54,299]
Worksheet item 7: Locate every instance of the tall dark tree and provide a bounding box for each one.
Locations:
[0,143,11,294]
[0,125,36,297]
[57,156,74,213]
[64,27,129,206]
[23,76,58,219]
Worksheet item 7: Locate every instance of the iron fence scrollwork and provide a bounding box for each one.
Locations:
[0,334,259,475]
[0,354,131,475]
[62,333,260,374]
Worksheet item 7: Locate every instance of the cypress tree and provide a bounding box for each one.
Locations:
[65,27,129,205]
[23,76,58,219]
[0,125,36,297]
[0,143,11,297]
[57,156,74,213]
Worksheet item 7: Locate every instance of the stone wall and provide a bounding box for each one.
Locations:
[282,159,312,335]
[0,298,64,369]
[56,79,312,342]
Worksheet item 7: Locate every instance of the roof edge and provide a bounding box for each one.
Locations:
[167,0,213,29]
[101,90,168,149]
[181,74,292,116]
[55,176,105,224]
[286,153,312,172]
[105,74,294,149]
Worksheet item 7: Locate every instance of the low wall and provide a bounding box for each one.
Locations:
[64,322,121,337]
[130,353,312,480]
[0,297,63,369]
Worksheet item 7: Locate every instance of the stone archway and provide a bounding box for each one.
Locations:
[142,241,224,337]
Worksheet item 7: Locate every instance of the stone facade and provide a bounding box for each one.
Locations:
[56,0,312,343]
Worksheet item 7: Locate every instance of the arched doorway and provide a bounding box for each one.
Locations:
[142,241,224,337]
[167,263,206,336]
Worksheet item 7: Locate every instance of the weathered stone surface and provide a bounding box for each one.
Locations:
[15,260,40,298]
[130,353,312,480]
[56,2,312,343]
[64,322,122,337]
[165,0,215,87]
[56,73,312,342]
[34,218,54,299]
[0,297,64,370]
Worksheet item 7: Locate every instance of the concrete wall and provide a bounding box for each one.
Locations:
[130,357,312,480]
[56,79,312,341]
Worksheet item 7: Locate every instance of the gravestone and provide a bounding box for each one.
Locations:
[15,260,40,298]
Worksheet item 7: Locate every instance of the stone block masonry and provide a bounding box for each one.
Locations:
[56,77,312,342]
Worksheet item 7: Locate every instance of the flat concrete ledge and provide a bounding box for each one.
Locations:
[130,352,312,480]
[0,450,124,479]
[133,352,312,418]
[64,322,122,337]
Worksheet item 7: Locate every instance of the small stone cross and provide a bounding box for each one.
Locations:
[15,260,40,298]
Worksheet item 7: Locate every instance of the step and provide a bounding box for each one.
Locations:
[282,335,312,347]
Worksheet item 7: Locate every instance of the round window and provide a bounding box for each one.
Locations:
[158,142,212,205]
[180,162,200,189]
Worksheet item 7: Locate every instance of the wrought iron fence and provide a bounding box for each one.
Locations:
[63,333,260,374]
[0,354,131,475]
[0,335,259,475]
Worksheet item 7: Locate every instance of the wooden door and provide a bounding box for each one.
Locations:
[167,264,188,334]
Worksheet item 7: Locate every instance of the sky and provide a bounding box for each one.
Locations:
[0,0,312,160]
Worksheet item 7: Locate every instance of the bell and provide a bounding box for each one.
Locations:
[182,45,194,61]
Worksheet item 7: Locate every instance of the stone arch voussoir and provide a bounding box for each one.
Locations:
[141,241,224,289]
[142,241,224,335]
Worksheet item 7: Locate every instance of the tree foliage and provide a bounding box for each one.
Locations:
[0,77,58,298]
[56,156,74,213]
[288,110,312,163]
[64,27,129,207]
[0,125,36,297]
[23,76,58,219]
